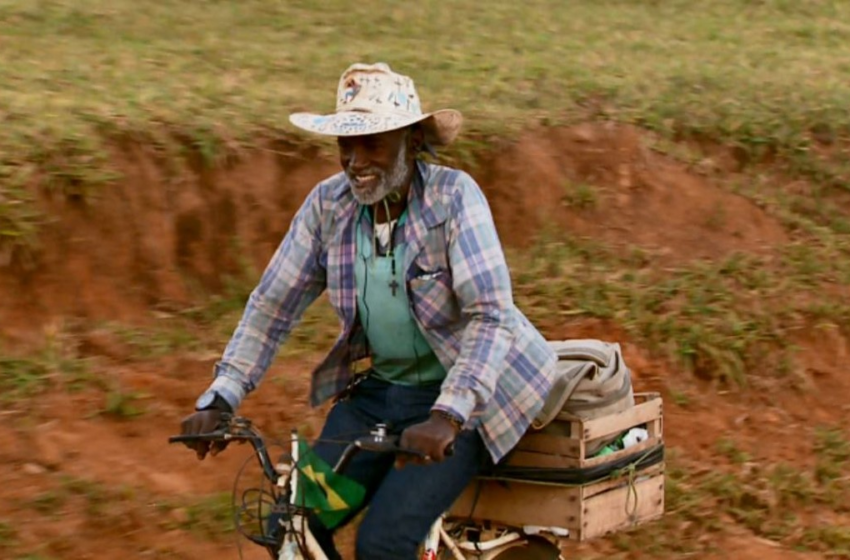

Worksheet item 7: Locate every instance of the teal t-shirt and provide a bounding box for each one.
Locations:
[354,206,447,386]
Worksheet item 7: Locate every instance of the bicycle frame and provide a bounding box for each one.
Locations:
[170,416,561,560]
[274,427,543,560]
[277,430,326,560]
[276,426,452,560]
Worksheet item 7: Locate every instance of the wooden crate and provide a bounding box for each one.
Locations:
[507,392,664,470]
[448,392,665,541]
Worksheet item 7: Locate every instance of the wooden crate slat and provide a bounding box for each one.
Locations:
[514,432,583,457]
[449,479,581,529]
[505,450,577,469]
[579,472,665,540]
[506,437,661,470]
[448,467,665,541]
[579,437,661,469]
[580,463,665,499]
[556,391,659,426]
[578,396,663,441]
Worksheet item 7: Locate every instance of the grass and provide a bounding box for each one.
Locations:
[4,473,236,558]
[0,333,97,402]
[4,0,850,251]
[105,321,208,361]
[179,493,235,540]
[802,526,850,557]
[561,181,599,210]
[0,521,16,549]
[98,387,147,419]
[603,429,850,558]
[700,429,850,555]
[27,492,66,516]
[0,356,54,400]
[507,237,812,385]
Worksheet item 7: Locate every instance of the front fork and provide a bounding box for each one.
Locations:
[277,430,328,560]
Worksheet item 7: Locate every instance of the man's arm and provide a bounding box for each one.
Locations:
[431,174,516,423]
[199,185,328,411]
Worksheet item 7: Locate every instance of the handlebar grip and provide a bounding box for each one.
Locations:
[168,433,223,444]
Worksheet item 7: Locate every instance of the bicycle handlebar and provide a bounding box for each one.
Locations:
[168,433,234,443]
[169,415,453,484]
[169,415,281,482]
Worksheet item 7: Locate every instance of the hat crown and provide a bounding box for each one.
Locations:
[335,63,423,117]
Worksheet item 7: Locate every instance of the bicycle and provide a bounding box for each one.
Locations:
[169,414,563,560]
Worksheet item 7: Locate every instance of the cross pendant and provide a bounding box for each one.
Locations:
[388,279,400,296]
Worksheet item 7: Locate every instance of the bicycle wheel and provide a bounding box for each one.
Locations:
[486,536,561,560]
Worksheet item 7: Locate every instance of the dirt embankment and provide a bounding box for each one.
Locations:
[1,123,787,340]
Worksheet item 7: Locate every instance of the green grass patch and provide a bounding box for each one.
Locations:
[60,475,107,502]
[716,438,752,465]
[96,266,339,362]
[0,521,16,549]
[58,476,139,521]
[27,492,66,516]
[0,356,53,401]
[507,238,805,385]
[105,321,208,361]
[640,437,850,557]
[801,526,850,557]
[98,387,147,419]
[814,427,850,484]
[0,334,96,402]
[561,181,599,210]
[181,493,235,540]
[4,0,850,250]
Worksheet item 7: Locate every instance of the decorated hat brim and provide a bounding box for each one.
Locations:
[289,109,462,146]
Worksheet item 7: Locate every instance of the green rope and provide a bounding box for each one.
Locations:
[623,463,639,518]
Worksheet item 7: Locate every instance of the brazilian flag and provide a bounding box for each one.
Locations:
[294,440,366,529]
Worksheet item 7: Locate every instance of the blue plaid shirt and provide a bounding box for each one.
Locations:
[199,161,557,462]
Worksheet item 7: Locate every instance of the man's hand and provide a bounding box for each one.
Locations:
[397,412,460,468]
[179,409,228,460]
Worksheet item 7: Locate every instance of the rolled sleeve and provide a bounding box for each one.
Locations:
[202,363,249,410]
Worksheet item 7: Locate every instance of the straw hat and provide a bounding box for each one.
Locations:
[289,62,462,146]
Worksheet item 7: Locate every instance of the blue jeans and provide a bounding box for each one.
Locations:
[307,376,490,560]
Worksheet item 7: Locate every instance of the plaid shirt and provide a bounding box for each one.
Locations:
[201,161,557,462]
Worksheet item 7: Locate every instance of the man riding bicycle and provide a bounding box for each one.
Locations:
[179,62,558,560]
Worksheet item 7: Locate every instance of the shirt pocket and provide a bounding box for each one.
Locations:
[408,268,461,328]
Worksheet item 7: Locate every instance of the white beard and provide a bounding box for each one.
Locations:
[348,142,410,205]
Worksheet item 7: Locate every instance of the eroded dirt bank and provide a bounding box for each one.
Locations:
[1,123,786,340]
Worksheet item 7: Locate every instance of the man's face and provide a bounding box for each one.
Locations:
[338,128,416,205]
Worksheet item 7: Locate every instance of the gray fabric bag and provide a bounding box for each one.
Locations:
[532,339,635,453]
